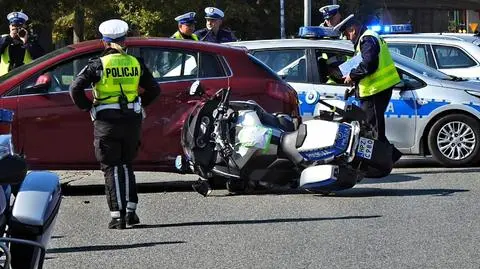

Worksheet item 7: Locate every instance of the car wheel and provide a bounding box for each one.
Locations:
[427,114,480,167]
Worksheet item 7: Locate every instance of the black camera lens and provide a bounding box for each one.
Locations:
[18,29,27,38]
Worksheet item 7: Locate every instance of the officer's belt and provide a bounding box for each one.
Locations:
[94,103,135,112]
[90,99,145,121]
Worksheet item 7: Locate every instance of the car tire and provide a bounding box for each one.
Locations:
[427,114,480,167]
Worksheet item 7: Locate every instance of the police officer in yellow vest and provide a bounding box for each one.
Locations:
[0,11,44,76]
[69,19,160,229]
[343,19,403,163]
[171,12,199,40]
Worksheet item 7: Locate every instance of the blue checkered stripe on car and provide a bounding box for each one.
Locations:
[297,92,480,119]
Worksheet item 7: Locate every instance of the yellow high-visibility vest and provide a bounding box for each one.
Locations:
[93,53,141,105]
[172,31,199,41]
[0,45,32,76]
[356,30,400,98]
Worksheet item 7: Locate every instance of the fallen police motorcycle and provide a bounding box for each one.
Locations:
[0,109,62,269]
[176,82,393,195]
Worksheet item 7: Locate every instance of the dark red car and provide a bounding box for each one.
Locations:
[0,38,299,171]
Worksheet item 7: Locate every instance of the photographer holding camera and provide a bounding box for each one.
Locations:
[0,11,44,76]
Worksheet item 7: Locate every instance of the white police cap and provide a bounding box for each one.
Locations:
[7,11,28,25]
[319,4,340,19]
[99,19,129,42]
[204,7,224,19]
[175,12,196,24]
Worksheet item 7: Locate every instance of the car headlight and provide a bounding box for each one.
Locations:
[465,90,480,99]
[0,134,13,160]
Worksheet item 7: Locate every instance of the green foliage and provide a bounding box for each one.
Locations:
[1,0,384,49]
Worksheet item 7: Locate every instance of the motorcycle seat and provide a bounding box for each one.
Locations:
[279,123,307,164]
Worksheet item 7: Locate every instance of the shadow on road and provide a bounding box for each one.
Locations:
[62,181,196,196]
[360,173,422,184]
[47,241,186,254]
[131,215,381,229]
[319,188,469,198]
[394,168,480,176]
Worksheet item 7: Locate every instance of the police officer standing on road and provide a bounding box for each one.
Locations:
[69,19,160,229]
[171,12,199,40]
[342,19,403,164]
[319,5,342,27]
[0,11,44,76]
[195,7,237,43]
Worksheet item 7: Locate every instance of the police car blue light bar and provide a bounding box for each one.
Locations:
[298,26,341,39]
[367,23,413,34]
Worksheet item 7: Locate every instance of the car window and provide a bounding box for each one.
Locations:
[252,49,307,83]
[129,47,225,82]
[388,43,416,58]
[391,53,454,81]
[16,52,101,96]
[412,45,436,69]
[314,49,350,85]
[432,45,476,69]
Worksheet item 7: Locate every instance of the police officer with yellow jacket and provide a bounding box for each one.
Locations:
[69,19,160,229]
[0,11,44,76]
[171,12,199,40]
[343,19,402,163]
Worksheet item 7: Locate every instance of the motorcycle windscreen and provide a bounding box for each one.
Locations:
[181,99,220,174]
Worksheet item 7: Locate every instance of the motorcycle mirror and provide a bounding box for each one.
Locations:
[189,80,204,96]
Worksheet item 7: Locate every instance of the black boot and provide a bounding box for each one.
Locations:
[108,217,126,230]
[192,179,212,197]
[126,212,140,226]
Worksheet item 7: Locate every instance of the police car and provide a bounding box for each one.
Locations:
[376,27,480,79]
[229,26,480,167]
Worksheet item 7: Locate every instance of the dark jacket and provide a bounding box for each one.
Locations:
[0,34,44,70]
[349,28,380,82]
[69,48,160,112]
[194,28,237,43]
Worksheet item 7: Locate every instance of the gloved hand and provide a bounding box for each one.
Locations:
[344,86,355,100]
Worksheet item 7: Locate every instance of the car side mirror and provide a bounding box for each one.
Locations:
[24,73,52,94]
[189,80,204,96]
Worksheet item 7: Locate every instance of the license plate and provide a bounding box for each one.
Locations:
[356,137,374,159]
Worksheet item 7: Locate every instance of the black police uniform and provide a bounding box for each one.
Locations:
[69,48,160,228]
[348,28,402,163]
[195,28,237,43]
[0,34,44,71]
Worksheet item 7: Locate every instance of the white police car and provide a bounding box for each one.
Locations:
[378,31,480,79]
[228,26,480,167]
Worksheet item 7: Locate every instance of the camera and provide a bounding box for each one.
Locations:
[18,28,27,38]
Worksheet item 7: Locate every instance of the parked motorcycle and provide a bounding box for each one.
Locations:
[0,109,62,269]
[176,82,393,195]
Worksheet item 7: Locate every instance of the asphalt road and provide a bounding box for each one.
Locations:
[42,159,480,269]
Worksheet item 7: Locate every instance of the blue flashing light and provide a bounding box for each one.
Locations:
[370,25,382,32]
[298,26,342,39]
[367,23,413,34]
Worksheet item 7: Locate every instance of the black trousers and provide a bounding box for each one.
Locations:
[360,88,402,162]
[93,110,142,218]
